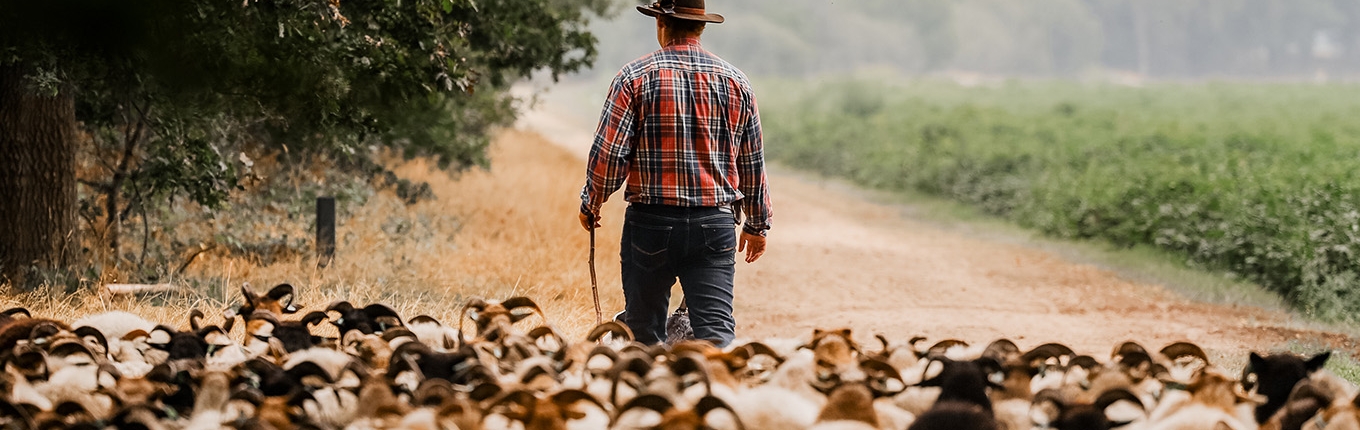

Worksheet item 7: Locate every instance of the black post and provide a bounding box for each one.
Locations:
[316,196,335,268]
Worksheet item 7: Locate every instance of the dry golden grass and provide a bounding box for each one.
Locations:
[1,128,625,338]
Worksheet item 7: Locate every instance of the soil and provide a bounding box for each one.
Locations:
[513,86,1359,363]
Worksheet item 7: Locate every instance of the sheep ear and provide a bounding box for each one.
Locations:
[488,389,537,421]
[862,358,906,398]
[1069,355,1100,371]
[1306,351,1332,372]
[614,394,673,423]
[469,380,502,402]
[241,285,259,304]
[502,296,542,323]
[326,300,355,314]
[363,304,403,322]
[287,361,334,385]
[413,379,457,407]
[1022,343,1075,364]
[1247,352,1267,370]
[300,311,329,327]
[928,339,969,357]
[147,326,175,348]
[918,359,946,386]
[736,341,785,365]
[1113,341,1148,358]
[230,387,266,406]
[1159,342,1209,365]
[121,329,150,342]
[1030,391,1063,428]
[586,321,634,343]
[381,327,417,343]
[1095,388,1144,412]
[267,283,300,313]
[551,389,608,416]
[188,309,206,332]
[695,395,744,427]
[27,321,64,345]
[408,315,441,325]
[73,326,109,357]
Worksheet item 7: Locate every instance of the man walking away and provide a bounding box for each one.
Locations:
[578,0,771,348]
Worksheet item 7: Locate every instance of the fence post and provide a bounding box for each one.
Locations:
[316,196,335,268]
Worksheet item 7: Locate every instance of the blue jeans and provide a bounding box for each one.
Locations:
[619,204,738,347]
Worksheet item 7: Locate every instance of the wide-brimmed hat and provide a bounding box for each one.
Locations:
[637,0,724,24]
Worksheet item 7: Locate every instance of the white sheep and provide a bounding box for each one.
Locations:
[72,311,157,343]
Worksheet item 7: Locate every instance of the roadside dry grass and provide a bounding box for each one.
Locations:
[1,128,624,338]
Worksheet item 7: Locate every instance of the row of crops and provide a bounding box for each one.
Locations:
[761,78,1360,321]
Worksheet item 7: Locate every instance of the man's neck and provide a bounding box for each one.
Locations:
[663,36,701,48]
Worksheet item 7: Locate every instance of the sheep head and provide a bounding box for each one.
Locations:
[1187,366,1263,413]
[488,388,608,430]
[1030,387,1146,430]
[803,328,858,374]
[917,355,1005,412]
[1244,350,1331,424]
[239,283,302,318]
[325,301,405,337]
[459,297,544,343]
[613,393,744,430]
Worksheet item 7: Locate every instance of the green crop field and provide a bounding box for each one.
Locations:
[761,78,1360,321]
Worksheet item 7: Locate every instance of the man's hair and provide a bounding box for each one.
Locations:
[661,15,706,37]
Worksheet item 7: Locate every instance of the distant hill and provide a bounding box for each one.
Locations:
[583,0,1360,80]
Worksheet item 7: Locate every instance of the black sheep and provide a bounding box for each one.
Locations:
[1032,388,1145,430]
[1244,350,1331,424]
[325,301,404,336]
[907,356,1004,430]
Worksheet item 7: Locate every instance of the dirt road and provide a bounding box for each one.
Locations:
[510,85,1355,361]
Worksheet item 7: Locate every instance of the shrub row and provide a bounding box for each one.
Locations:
[762,79,1360,321]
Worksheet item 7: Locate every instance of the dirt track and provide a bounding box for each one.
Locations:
[511,86,1357,361]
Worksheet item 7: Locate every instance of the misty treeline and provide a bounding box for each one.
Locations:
[592,0,1360,79]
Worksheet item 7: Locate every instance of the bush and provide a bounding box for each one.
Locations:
[763,79,1360,322]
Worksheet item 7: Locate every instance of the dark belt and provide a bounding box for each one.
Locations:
[629,203,734,215]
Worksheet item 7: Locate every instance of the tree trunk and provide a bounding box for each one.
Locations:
[0,66,78,287]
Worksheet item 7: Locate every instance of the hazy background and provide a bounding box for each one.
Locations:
[581,0,1360,81]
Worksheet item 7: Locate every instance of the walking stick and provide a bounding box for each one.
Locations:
[588,215,602,325]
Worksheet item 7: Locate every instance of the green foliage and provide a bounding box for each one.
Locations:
[764,79,1360,322]
[2,0,612,205]
[1,0,613,280]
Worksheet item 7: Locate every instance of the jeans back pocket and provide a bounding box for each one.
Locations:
[701,223,738,255]
[627,221,673,271]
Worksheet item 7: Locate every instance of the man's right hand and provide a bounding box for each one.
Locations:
[739,231,766,263]
[579,212,601,231]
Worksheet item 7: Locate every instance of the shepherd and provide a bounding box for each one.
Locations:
[578,0,771,348]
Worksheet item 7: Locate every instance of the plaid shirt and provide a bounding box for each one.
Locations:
[580,37,771,235]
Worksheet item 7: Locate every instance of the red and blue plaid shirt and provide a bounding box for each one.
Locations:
[580,37,771,235]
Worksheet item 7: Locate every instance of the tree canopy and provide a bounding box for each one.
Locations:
[0,0,614,285]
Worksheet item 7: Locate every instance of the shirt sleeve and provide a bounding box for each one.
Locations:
[736,88,771,235]
[580,71,637,217]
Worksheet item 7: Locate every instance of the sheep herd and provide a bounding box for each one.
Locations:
[0,283,1355,430]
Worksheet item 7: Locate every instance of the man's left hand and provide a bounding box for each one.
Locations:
[739,231,766,263]
[579,212,601,231]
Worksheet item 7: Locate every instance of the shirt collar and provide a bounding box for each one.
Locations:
[664,37,702,48]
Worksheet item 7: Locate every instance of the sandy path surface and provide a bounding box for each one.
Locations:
[510,85,1356,360]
